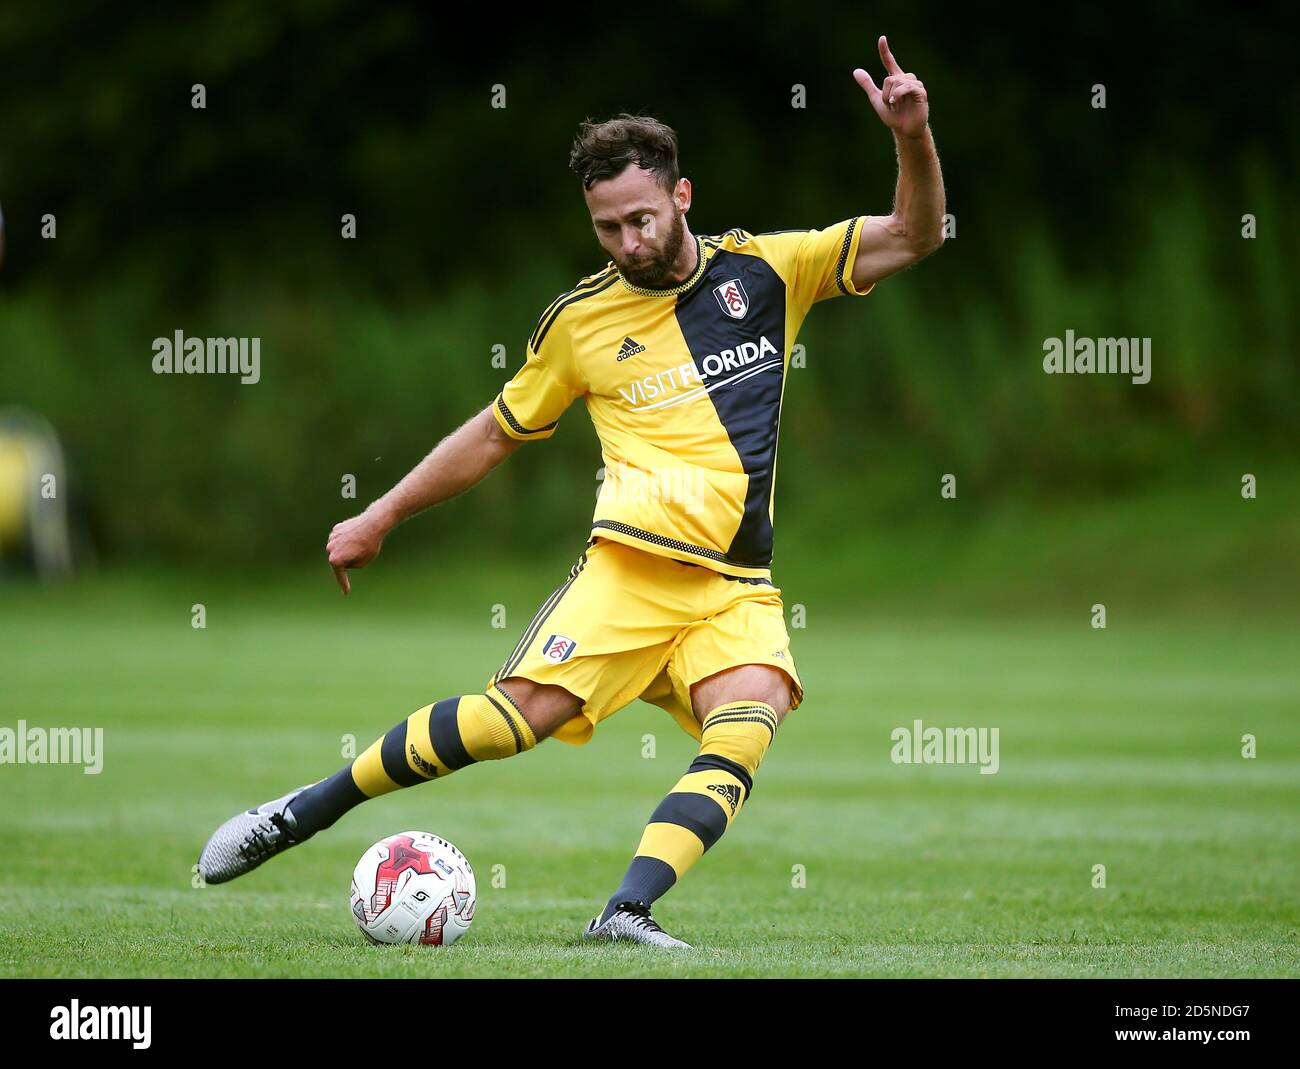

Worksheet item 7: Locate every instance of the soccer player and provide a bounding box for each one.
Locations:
[198,36,946,947]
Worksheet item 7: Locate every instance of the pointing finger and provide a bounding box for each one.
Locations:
[879,35,903,75]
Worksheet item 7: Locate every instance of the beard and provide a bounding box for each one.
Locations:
[618,208,686,288]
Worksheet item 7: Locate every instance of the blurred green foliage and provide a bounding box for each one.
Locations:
[0,1,1295,563]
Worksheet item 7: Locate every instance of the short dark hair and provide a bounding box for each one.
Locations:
[568,113,680,193]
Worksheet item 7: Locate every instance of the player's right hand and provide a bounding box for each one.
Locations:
[326,512,387,595]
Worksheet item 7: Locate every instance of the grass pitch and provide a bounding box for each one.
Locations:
[1,550,1296,978]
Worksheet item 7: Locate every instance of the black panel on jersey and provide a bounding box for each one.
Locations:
[674,249,787,567]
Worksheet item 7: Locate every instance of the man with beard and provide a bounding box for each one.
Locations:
[198,36,946,948]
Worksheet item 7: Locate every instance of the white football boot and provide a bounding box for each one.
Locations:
[583,900,693,948]
[196,782,316,884]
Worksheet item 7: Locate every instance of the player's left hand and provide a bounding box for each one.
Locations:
[853,35,929,138]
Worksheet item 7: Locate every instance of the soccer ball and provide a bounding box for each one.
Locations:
[350,831,476,946]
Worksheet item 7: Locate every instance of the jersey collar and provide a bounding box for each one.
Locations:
[613,235,708,297]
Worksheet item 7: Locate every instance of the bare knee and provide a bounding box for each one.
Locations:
[495,677,583,741]
[690,664,792,728]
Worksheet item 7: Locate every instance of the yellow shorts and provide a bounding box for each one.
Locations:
[485,536,803,746]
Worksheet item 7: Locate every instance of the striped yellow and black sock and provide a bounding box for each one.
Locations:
[600,700,779,923]
[285,682,536,837]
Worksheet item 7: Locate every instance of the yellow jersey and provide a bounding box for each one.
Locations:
[491,218,874,581]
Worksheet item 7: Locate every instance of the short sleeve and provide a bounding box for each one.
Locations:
[794,216,873,305]
[492,324,585,442]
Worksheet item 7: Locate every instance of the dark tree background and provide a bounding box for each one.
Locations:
[0,0,1295,565]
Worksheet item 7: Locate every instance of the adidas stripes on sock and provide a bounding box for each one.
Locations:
[601,700,779,922]
[286,682,536,837]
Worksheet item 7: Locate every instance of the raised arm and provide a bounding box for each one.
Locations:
[850,35,946,289]
[325,403,521,594]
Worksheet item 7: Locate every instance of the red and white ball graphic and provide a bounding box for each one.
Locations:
[350,831,476,946]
